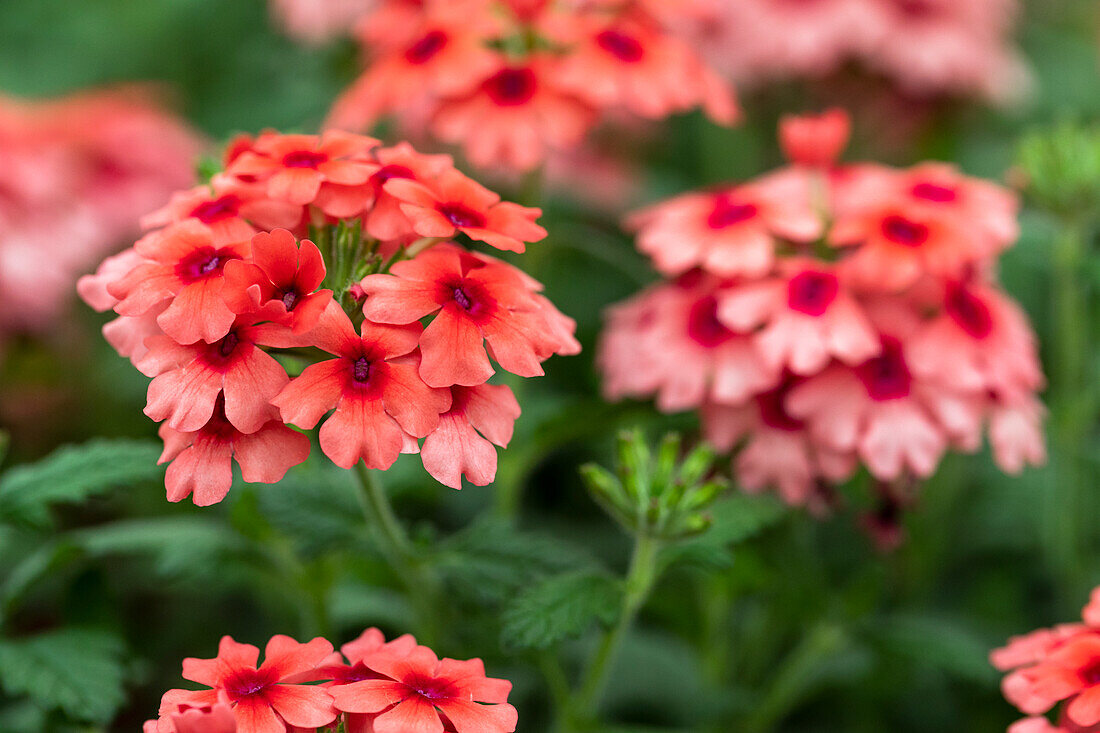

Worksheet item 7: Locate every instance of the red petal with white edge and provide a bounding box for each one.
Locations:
[330,679,409,714]
[421,413,497,489]
[263,684,338,729]
[222,347,288,433]
[272,359,347,429]
[462,384,520,447]
[231,695,286,733]
[164,436,233,506]
[319,394,406,470]
[372,696,443,733]
[418,310,494,388]
[263,636,335,678]
[234,423,310,484]
[436,699,517,733]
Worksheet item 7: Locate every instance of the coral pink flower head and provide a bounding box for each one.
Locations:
[138,316,292,434]
[421,383,521,489]
[227,130,380,205]
[1004,633,1100,726]
[222,229,333,334]
[716,260,879,376]
[992,624,1088,672]
[272,303,450,470]
[430,56,597,172]
[779,108,851,168]
[110,220,250,344]
[346,142,456,241]
[330,643,517,733]
[162,635,338,733]
[627,180,821,279]
[150,691,238,733]
[158,396,310,506]
[140,181,303,245]
[360,244,576,387]
[384,168,546,253]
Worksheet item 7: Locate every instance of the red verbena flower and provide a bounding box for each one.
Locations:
[421,383,521,489]
[272,304,450,470]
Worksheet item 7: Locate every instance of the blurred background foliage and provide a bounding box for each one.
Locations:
[0,0,1099,731]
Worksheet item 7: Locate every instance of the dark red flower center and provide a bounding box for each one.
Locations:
[177,247,234,282]
[352,357,372,383]
[596,29,645,63]
[335,662,378,684]
[911,181,957,203]
[280,289,299,311]
[452,286,473,311]
[223,667,278,703]
[190,195,241,224]
[757,382,804,432]
[896,0,937,17]
[372,164,415,187]
[485,67,538,106]
[282,150,329,169]
[403,673,458,702]
[944,284,993,339]
[881,215,929,247]
[1080,660,1100,686]
[787,270,839,316]
[404,30,448,64]
[687,295,734,348]
[856,337,912,401]
[707,194,758,230]
[439,202,487,229]
[218,332,240,358]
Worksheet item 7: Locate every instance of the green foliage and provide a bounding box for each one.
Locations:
[255,465,367,557]
[0,629,126,725]
[870,614,999,686]
[434,518,597,604]
[501,571,623,650]
[1017,121,1100,218]
[0,440,163,529]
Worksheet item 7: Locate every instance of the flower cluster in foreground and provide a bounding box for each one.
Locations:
[79,130,578,505]
[327,0,738,171]
[599,109,1045,515]
[145,628,517,733]
[993,588,1100,732]
[0,87,201,335]
[679,0,1027,103]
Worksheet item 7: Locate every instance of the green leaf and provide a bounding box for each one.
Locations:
[0,628,127,724]
[0,440,163,528]
[73,517,244,578]
[255,465,365,556]
[696,493,787,546]
[435,519,596,604]
[501,571,623,649]
[871,614,999,685]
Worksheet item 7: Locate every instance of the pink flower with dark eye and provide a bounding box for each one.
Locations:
[109,220,250,345]
[272,304,450,470]
[384,168,546,253]
[421,383,522,489]
[159,635,337,733]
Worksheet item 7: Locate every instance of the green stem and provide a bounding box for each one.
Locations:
[351,463,441,642]
[569,533,662,727]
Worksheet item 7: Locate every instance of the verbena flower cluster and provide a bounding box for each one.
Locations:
[79,130,578,505]
[598,110,1045,510]
[327,0,738,171]
[145,628,517,733]
[0,88,200,334]
[993,588,1100,732]
[679,0,1027,102]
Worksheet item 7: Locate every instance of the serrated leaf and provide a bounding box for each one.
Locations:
[872,614,999,685]
[0,628,127,724]
[255,465,365,556]
[501,571,622,649]
[435,519,597,604]
[0,440,163,528]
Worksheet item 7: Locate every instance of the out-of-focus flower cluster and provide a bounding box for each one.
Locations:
[145,627,517,733]
[598,110,1045,513]
[679,0,1028,103]
[993,588,1100,732]
[326,0,738,171]
[269,0,377,44]
[0,88,202,335]
[79,130,578,505]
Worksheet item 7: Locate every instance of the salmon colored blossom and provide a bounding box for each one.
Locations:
[421,383,521,489]
[779,108,852,168]
[158,635,338,733]
[272,304,450,470]
[146,692,237,733]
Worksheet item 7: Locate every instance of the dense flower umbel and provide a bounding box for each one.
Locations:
[994,588,1100,732]
[146,629,518,733]
[325,0,739,171]
[598,110,1044,515]
[79,131,577,503]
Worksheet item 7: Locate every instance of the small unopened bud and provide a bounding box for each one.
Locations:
[779,108,851,169]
